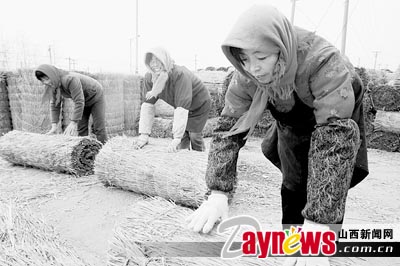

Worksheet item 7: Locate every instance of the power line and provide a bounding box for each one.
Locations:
[314,0,336,31]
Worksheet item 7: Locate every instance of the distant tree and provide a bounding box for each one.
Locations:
[205,66,216,71]
[216,66,229,72]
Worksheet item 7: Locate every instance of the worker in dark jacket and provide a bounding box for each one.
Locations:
[187,5,368,266]
[35,64,107,144]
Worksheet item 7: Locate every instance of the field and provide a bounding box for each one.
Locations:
[0,137,399,265]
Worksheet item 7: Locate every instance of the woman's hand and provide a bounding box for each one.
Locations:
[64,121,78,136]
[167,138,181,152]
[145,90,158,100]
[186,191,229,234]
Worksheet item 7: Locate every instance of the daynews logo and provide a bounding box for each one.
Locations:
[217,215,398,259]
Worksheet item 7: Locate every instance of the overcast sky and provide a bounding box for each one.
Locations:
[0,0,399,74]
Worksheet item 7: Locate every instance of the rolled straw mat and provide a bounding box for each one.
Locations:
[0,130,102,176]
[95,136,208,207]
[107,196,274,266]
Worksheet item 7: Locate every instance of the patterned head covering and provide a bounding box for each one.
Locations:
[222,5,298,138]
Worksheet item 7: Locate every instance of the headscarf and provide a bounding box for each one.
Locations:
[35,64,67,106]
[144,47,175,98]
[222,5,298,138]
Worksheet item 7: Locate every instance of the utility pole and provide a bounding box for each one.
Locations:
[135,0,139,74]
[341,0,350,55]
[194,54,198,71]
[66,57,74,71]
[129,38,134,74]
[372,51,380,70]
[290,0,298,24]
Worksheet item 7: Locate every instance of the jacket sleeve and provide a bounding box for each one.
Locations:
[144,72,153,92]
[304,46,359,223]
[309,49,355,124]
[205,72,256,198]
[66,76,85,122]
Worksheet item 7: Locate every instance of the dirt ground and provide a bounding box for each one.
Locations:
[0,137,399,266]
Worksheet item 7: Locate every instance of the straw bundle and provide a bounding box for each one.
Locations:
[107,197,270,266]
[368,131,400,152]
[202,117,219,137]
[150,117,173,138]
[123,76,142,136]
[99,76,125,137]
[370,85,400,111]
[95,136,208,207]
[0,73,12,136]
[194,71,234,118]
[362,90,375,137]
[373,110,400,134]
[361,83,400,152]
[154,99,174,118]
[0,202,90,266]
[0,130,102,176]
[61,97,75,131]
[7,69,52,133]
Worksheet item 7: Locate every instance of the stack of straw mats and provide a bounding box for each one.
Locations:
[0,202,90,266]
[0,73,12,136]
[95,136,208,207]
[123,76,142,136]
[107,197,273,266]
[7,70,52,134]
[0,130,102,176]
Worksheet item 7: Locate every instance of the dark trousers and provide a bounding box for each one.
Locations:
[77,96,107,144]
[179,131,205,151]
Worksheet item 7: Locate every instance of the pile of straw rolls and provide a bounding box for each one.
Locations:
[154,99,174,118]
[150,117,173,138]
[0,202,89,266]
[7,70,52,134]
[61,97,75,131]
[0,73,12,135]
[194,71,234,118]
[0,130,102,176]
[370,85,400,111]
[364,85,400,152]
[107,197,274,266]
[95,136,208,207]
[98,76,125,137]
[123,76,142,136]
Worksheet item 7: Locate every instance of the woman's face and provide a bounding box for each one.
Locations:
[149,55,164,73]
[40,76,54,87]
[238,48,279,85]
